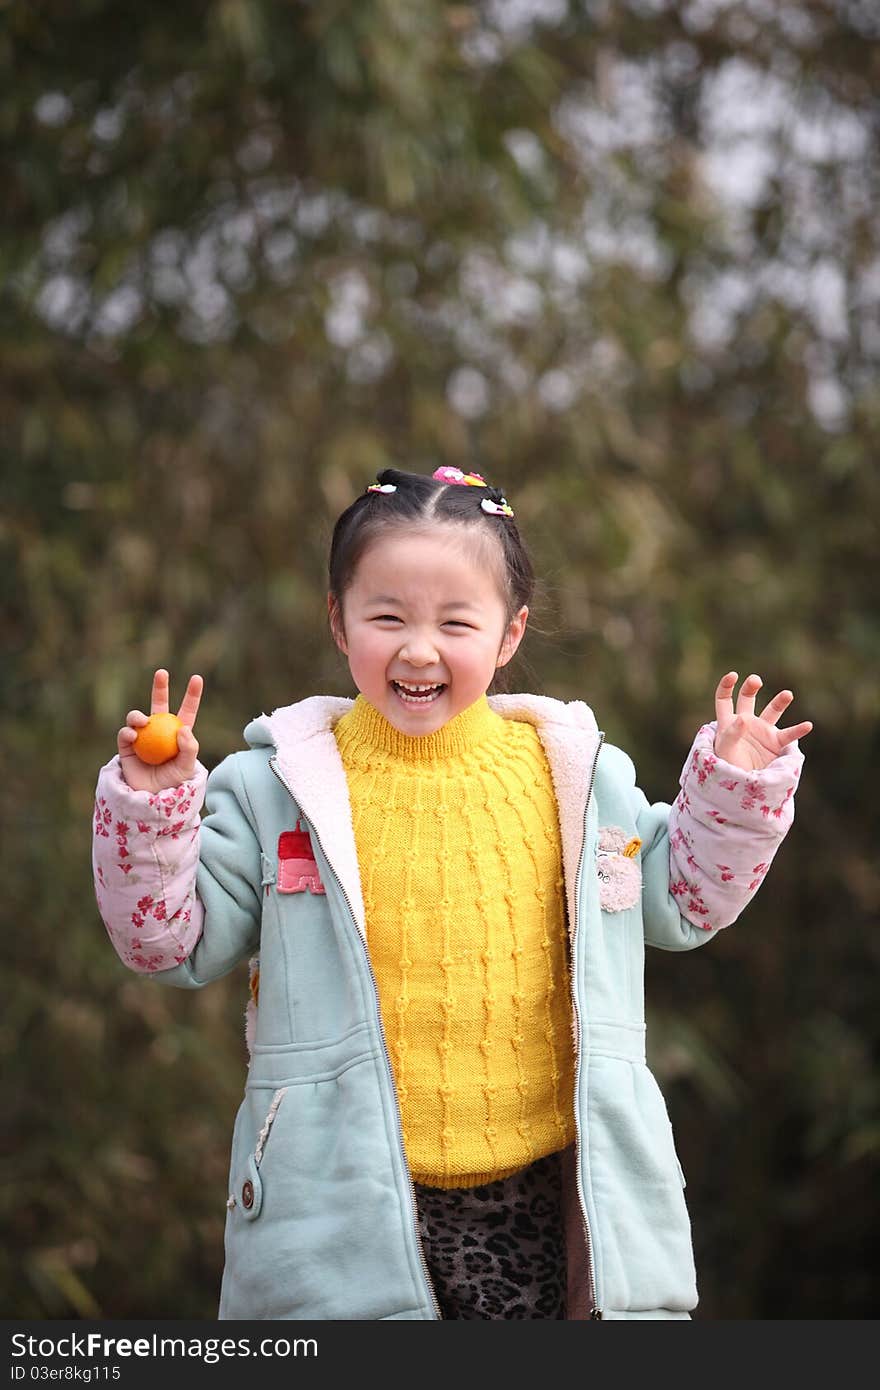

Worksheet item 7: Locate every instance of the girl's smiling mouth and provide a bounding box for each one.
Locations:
[391,680,447,705]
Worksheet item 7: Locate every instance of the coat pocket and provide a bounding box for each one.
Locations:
[587,1057,697,1313]
[228,1086,287,1222]
[219,1057,435,1319]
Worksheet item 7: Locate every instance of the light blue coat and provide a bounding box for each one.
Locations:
[94,692,803,1319]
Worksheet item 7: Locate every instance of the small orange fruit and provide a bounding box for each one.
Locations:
[133,712,183,765]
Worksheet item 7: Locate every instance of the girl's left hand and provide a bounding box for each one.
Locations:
[713,672,813,771]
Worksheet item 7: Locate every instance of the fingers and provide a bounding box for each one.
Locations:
[117,726,138,757]
[118,708,148,756]
[757,686,813,742]
[714,671,738,731]
[759,689,794,727]
[777,720,813,746]
[716,671,763,722]
[733,677,810,737]
[735,673,762,718]
[150,668,170,716]
[714,671,813,746]
[149,668,204,726]
[175,723,200,774]
[176,673,204,729]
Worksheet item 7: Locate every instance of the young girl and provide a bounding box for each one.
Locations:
[92,466,811,1321]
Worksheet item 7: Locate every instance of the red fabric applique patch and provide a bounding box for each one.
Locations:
[277,822,326,895]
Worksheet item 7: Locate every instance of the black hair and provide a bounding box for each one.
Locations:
[327,467,535,623]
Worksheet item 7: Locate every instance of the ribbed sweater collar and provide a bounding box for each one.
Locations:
[334,693,503,764]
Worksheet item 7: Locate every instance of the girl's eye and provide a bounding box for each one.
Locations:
[444,620,473,629]
[372,615,402,623]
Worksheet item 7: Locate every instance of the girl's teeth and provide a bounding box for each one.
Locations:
[393,682,444,704]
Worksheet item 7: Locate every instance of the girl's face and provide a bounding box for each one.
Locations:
[329,527,528,737]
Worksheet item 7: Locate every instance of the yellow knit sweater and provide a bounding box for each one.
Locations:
[333,694,576,1188]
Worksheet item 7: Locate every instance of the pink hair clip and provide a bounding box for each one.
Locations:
[367,482,397,493]
[432,467,487,487]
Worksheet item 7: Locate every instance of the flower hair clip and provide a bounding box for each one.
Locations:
[366,482,397,493]
[432,467,486,487]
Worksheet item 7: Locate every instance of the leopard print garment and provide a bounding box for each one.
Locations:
[413,1150,567,1319]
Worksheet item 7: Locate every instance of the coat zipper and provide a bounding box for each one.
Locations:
[268,757,443,1320]
[570,731,605,1320]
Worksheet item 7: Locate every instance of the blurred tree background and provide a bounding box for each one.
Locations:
[3,0,877,1319]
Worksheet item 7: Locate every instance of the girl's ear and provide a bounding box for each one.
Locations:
[328,593,348,654]
[496,605,528,669]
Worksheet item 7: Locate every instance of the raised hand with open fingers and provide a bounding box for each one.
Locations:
[117,668,204,793]
[713,672,812,771]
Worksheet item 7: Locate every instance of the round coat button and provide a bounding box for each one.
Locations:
[241,1179,254,1210]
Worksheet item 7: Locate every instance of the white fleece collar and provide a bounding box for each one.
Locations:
[254,693,602,942]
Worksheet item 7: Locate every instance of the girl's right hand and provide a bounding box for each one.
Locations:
[117,668,204,793]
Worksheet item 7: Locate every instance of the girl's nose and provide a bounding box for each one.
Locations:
[398,632,439,666]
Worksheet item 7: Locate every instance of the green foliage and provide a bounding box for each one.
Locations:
[3,0,877,1318]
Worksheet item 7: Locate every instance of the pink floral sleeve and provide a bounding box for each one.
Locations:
[92,756,208,972]
[668,721,804,933]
